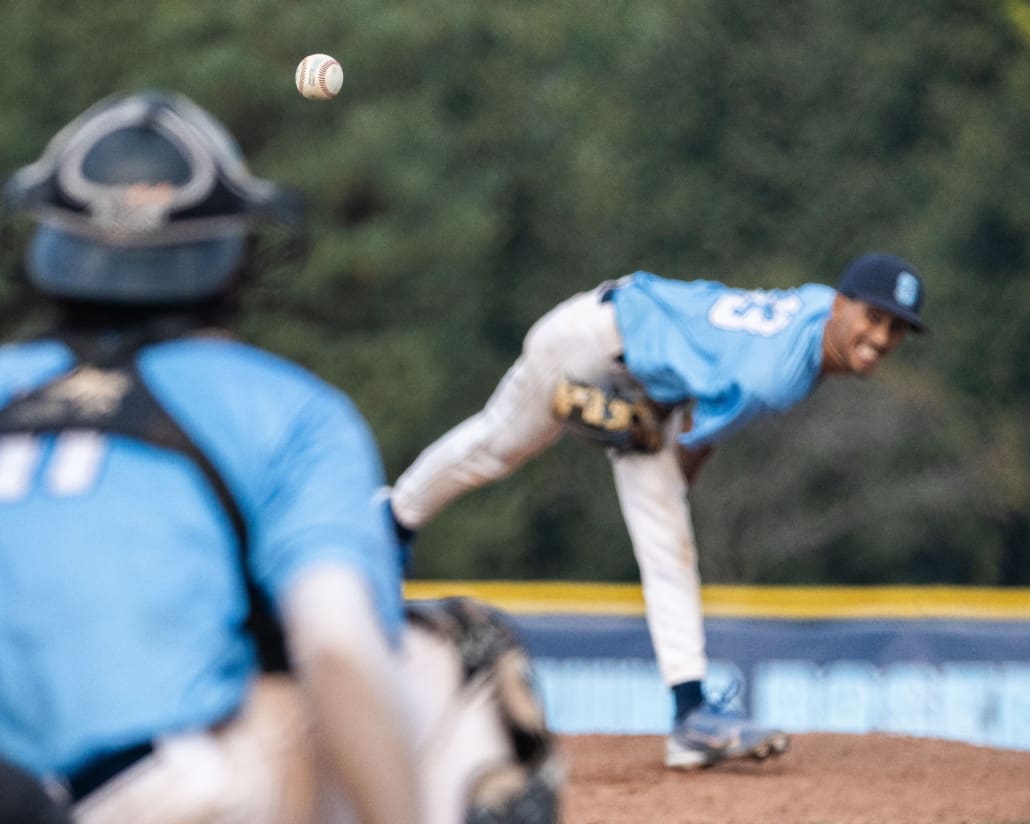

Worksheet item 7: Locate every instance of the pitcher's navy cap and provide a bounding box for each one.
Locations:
[837,253,927,333]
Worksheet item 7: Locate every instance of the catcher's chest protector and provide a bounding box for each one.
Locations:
[0,327,288,673]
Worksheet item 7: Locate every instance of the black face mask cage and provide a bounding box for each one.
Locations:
[2,91,302,305]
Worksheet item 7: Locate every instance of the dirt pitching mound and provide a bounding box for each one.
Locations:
[558,732,1030,823]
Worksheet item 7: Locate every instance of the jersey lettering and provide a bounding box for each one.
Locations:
[708,291,803,336]
[0,435,40,500]
[0,432,107,501]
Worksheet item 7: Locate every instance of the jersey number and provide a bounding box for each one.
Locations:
[0,432,107,501]
[708,291,802,336]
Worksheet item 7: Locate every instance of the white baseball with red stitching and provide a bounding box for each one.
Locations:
[295,54,344,100]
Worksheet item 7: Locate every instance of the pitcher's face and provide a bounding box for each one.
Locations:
[823,294,910,376]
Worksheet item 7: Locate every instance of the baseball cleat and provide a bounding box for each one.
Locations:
[749,731,790,761]
[665,704,790,770]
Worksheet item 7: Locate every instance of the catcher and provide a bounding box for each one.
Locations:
[0,90,560,823]
[390,259,927,770]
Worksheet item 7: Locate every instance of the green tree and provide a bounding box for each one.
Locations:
[1,0,1026,584]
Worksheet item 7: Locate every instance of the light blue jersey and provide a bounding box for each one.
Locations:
[0,336,402,777]
[610,272,835,447]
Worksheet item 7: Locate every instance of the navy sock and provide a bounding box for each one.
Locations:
[672,680,705,723]
[385,502,416,574]
[389,502,416,543]
[394,518,416,544]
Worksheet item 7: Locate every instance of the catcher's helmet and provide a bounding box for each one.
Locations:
[3,90,300,303]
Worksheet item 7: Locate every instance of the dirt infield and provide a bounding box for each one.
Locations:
[558,733,1030,823]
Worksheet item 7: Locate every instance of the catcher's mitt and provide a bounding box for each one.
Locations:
[551,377,668,454]
[406,598,563,824]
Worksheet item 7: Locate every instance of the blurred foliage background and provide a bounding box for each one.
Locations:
[1,0,1027,585]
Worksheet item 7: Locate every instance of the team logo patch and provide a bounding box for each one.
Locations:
[894,272,919,307]
[46,366,132,417]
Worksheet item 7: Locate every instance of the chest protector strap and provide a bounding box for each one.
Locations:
[0,325,288,672]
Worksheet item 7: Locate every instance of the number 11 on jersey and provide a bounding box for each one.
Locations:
[0,432,107,500]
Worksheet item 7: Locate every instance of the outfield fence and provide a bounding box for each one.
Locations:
[405,583,1030,751]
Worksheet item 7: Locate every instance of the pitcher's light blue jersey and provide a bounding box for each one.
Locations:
[610,272,835,447]
[0,336,402,777]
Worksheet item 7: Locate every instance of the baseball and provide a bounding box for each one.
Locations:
[295,54,344,101]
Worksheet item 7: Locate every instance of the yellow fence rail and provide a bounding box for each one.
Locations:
[403,581,1030,620]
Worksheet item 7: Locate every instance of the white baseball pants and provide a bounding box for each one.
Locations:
[71,629,517,824]
[392,286,708,686]
[71,675,320,824]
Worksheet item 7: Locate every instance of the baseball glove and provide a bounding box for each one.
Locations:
[551,377,668,454]
[406,598,562,824]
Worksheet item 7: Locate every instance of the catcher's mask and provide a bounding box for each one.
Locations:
[2,90,301,304]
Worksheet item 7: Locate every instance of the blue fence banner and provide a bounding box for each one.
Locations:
[405,583,1030,750]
